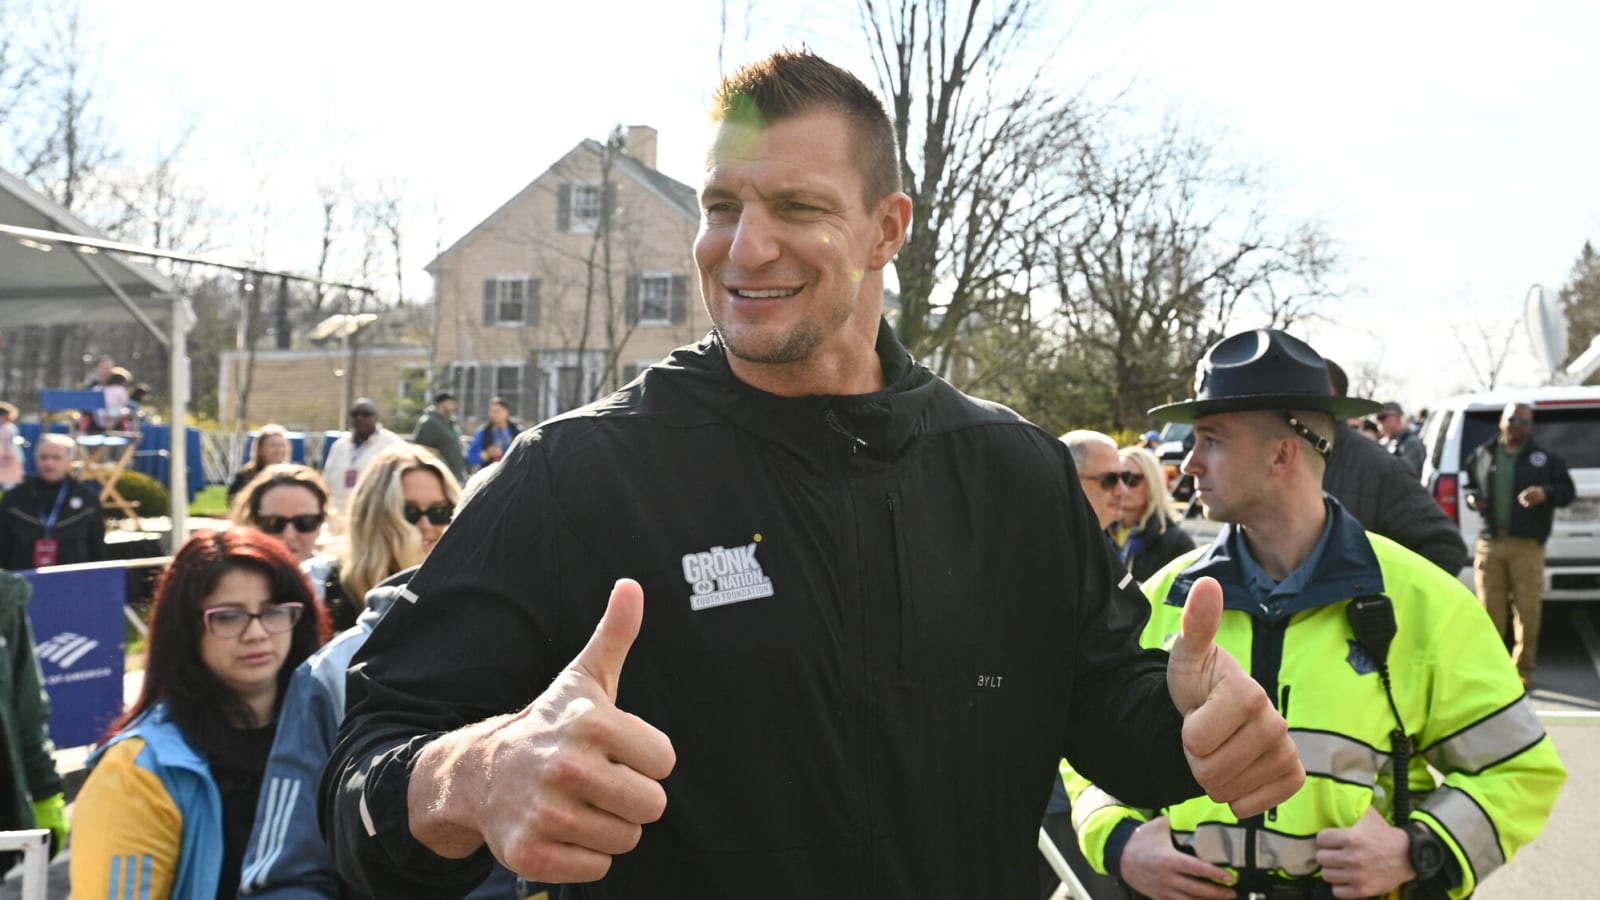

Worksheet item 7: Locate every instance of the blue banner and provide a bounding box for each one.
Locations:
[22,566,127,748]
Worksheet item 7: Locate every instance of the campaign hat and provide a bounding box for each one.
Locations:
[1149,329,1383,423]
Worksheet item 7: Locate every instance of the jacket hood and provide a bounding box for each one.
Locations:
[1163,497,1387,623]
[652,319,939,463]
[88,702,210,775]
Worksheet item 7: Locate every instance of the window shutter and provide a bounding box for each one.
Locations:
[482,279,497,325]
[622,363,640,385]
[527,278,542,326]
[670,275,689,325]
[557,183,572,233]
[479,363,494,418]
[624,276,640,326]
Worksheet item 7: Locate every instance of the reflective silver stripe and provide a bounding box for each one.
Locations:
[1291,729,1388,785]
[1422,697,1547,774]
[1419,785,1505,881]
[1071,785,1131,834]
[1176,825,1321,877]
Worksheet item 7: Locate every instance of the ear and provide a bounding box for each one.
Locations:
[1268,433,1300,477]
[868,191,913,269]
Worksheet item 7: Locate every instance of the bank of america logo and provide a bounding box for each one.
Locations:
[37,632,100,669]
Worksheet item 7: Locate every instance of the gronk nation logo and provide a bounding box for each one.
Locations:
[682,535,774,611]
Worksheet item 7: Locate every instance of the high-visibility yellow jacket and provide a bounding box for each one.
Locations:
[1063,504,1566,899]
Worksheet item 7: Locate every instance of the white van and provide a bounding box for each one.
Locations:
[1418,386,1600,600]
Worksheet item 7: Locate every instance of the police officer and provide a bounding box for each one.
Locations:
[1062,330,1566,900]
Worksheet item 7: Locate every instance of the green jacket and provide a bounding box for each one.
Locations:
[411,410,468,484]
[0,569,62,832]
[1063,505,1566,899]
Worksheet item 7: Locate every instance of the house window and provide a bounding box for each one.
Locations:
[625,273,689,326]
[482,276,540,326]
[636,275,672,324]
[493,364,523,418]
[559,182,604,234]
[452,362,537,422]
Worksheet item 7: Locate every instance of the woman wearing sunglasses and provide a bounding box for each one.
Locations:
[239,445,513,898]
[319,446,461,632]
[1110,446,1196,583]
[72,529,327,899]
[230,464,330,564]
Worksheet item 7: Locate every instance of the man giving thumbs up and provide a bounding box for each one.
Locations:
[322,52,1308,900]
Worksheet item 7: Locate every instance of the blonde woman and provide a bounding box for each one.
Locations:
[1110,446,1196,583]
[227,425,294,501]
[321,446,460,631]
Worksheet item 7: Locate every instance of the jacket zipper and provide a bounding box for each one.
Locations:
[886,492,914,682]
[824,409,868,454]
[1269,685,1290,823]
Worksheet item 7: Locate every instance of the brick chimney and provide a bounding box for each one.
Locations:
[625,125,658,169]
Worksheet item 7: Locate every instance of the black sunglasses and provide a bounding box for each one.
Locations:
[349,409,377,419]
[1080,471,1144,491]
[255,513,325,534]
[402,503,454,526]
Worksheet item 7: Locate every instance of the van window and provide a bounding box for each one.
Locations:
[1424,409,1454,470]
[1457,406,1600,469]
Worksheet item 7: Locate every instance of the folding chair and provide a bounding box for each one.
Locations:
[79,430,144,528]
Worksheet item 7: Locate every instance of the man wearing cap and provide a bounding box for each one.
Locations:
[1062,329,1564,900]
[1463,402,1574,687]
[412,392,468,483]
[1377,401,1424,476]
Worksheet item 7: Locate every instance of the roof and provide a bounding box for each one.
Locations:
[0,167,177,325]
[424,138,700,274]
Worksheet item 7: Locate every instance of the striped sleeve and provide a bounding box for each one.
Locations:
[69,739,182,900]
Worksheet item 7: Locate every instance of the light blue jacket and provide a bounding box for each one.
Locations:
[240,573,517,898]
[83,703,225,899]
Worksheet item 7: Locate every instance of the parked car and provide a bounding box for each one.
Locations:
[1418,386,1600,600]
[1155,422,1192,497]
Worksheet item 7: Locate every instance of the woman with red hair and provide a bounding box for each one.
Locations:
[71,528,327,899]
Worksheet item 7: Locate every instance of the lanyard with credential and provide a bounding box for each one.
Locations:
[35,481,71,538]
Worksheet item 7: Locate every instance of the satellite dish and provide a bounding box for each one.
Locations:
[1525,284,1568,380]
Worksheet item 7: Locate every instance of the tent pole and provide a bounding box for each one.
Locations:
[168,293,189,547]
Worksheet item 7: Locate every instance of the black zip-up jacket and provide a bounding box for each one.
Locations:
[1322,422,1468,574]
[1463,437,1575,544]
[322,323,1201,899]
[0,475,105,570]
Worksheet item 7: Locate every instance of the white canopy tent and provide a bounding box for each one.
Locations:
[0,168,193,540]
[0,167,376,545]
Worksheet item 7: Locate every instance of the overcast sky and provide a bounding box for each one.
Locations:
[67,0,1600,408]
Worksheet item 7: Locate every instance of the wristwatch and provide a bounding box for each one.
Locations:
[1406,821,1447,880]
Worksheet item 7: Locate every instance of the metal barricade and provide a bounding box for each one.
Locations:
[0,830,50,900]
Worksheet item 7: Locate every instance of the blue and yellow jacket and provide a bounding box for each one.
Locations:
[1063,501,1566,898]
[71,703,224,900]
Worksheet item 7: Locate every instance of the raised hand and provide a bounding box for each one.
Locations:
[1166,576,1304,817]
[407,578,676,882]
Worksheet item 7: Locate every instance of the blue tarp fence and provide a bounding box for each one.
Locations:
[16,422,205,500]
